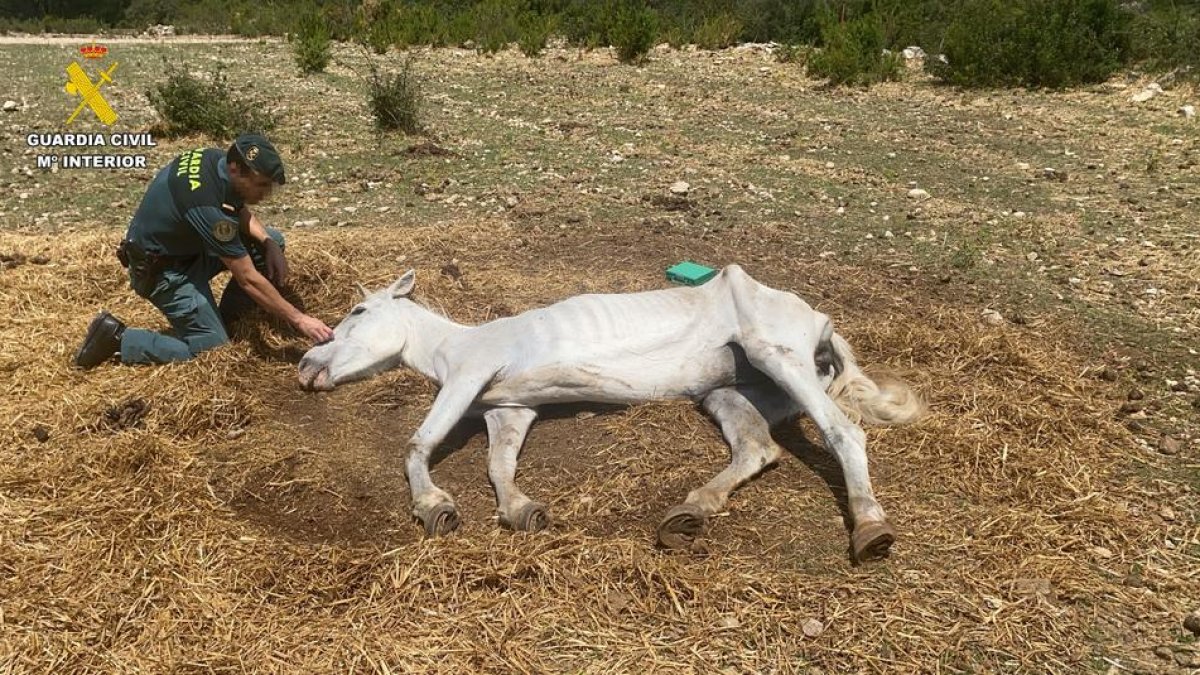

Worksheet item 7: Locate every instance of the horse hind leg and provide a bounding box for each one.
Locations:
[657,385,792,550]
[739,331,895,563]
[483,407,549,532]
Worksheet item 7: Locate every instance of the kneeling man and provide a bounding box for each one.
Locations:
[75,133,334,368]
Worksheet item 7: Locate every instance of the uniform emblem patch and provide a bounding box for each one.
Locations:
[245,145,259,161]
[213,220,237,242]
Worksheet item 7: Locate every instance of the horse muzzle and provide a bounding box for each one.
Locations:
[297,354,334,391]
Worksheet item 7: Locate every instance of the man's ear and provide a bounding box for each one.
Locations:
[389,269,416,298]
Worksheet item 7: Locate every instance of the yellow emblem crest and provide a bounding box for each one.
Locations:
[245,145,259,161]
[213,220,237,243]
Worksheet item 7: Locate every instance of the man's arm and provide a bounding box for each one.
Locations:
[238,207,270,244]
[238,206,288,286]
[221,254,333,343]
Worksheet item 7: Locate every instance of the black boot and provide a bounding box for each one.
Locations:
[74,310,125,369]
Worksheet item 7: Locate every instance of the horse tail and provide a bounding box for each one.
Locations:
[819,327,925,427]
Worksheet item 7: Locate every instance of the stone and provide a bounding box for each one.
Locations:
[901,46,926,60]
[2,100,18,112]
[1179,105,1196,119]
[669,180,690,195]
[1184,612,1200,636]
[716,615,741,630]
[1131,83,1163,103]
[907,188,931,201]
[801,618,824,638]
[1011,578,1052,596]
[1158,436,1181,455]
[981,309,1005,326]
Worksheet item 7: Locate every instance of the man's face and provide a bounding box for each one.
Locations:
[230,162,275,204]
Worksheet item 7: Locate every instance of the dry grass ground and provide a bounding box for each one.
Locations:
[1,38,1198,673]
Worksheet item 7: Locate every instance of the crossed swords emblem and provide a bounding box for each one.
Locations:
[64,60,119,125]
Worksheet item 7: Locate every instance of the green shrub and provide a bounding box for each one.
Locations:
[661,24,690,50]
[319,0,359,42]
[807,14,902,86]
[518,14,555,57]
[147,62,275,139]
[610,1,658,64]
[170,1,231,34]
[368,59,422,133]
[560,0,611,49]
[395,4,446,47]
[1130,1,1200,75]
[122,0,177,27]
[933,0,1130,88]
[294,10,331,74]
[733,0,825,44]
[364,14,399,54]
[693,12,742,50]
[473,0,519,55]
[41,15,108,33]
[774,43,810,65]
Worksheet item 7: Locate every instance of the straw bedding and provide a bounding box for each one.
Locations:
[0,222,1196,673]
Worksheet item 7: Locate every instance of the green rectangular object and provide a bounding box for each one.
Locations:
[666,261,717,286]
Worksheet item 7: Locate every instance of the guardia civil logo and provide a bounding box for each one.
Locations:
[64,42,118,126]
[26,42,156,171]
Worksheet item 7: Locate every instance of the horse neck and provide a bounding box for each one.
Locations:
[399,301,466,384]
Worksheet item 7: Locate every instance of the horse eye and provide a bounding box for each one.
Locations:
[350,306,366,316]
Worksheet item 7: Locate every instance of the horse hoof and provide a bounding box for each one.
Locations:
[657,503,707,550]
[851,520,895,562]
[512,501,550,532]
[421,502,460,537]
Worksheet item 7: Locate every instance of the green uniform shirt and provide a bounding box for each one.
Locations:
[126,148,249,260]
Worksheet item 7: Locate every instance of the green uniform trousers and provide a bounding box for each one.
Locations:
[119,228,284,364]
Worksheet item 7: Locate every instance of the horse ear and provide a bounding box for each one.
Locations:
[355,282,369,299]
[390,269,416,298]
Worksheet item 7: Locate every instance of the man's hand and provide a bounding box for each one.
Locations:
[293,314,334,344]
[261,238,289,287]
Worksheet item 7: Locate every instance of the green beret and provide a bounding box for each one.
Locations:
[231,133,286,185]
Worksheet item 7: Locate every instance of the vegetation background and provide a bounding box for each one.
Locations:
[2,0,1197,87]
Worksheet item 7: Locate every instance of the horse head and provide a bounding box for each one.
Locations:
[297,270,417,391]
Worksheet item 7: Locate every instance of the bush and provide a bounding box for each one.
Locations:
[293,10,331,74]
[1130,1,1200,75]
[472,0,521,55]
[368,59,422,133]
[933,0,1130,88]
[395,4,446,47]
[610,1,658,64]
[560,0,611,49]
[41,15,108,33]
[807,14,902,86]
[693,12,742,50]
[733,0,824,45]
[774,43,810,65]
[518,13,555,57]
[146,62,275,138]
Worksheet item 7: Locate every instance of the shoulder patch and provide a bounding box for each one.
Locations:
[213,220,237,243]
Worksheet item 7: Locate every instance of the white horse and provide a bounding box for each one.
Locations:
[298,265,924,561]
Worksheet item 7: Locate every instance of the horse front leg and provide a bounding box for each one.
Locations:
[406,373,492,536]
[482,406,547,532]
